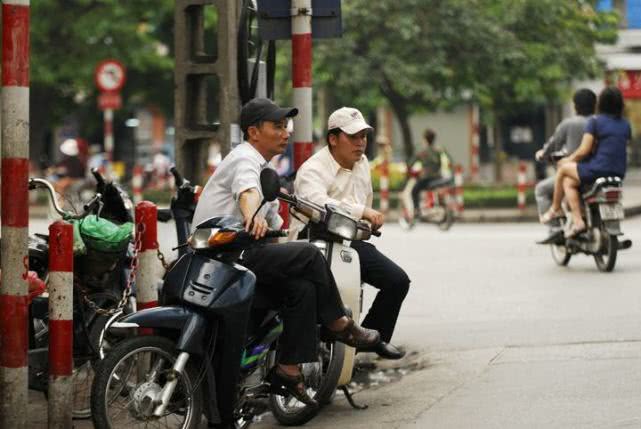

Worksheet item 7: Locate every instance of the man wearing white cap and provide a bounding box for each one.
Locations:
[294,107,410,360]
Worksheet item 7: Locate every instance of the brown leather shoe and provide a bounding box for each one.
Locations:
[268,366,318,407]
[322,318,380,348]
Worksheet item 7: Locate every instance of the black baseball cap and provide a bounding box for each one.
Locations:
[240,98,298,133]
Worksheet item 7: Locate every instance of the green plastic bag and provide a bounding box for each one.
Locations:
[77,215,133,253]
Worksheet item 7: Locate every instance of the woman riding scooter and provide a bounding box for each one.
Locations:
[541,86,631,238]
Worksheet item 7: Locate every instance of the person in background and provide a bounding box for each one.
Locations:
[409,129,452,213]
[540,86,631,238]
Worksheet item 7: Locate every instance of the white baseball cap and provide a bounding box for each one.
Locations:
[327,107,373,135]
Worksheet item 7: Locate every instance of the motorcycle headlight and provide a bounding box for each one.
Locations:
[326,212,358,240]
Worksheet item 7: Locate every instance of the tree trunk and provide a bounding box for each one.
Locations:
[380,74,414,162]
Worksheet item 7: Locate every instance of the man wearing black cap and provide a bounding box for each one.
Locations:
[192,98,380,407]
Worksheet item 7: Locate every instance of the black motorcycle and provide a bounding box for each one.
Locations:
[9,170,135,418]
[539,151,632,272]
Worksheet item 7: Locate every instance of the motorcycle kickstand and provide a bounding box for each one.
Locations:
[340,386,368,410]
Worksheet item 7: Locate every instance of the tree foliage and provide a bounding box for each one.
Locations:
[28,0,175,158]
[313,0,619,160]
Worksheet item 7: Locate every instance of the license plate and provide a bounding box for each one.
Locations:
[599,203,624,220]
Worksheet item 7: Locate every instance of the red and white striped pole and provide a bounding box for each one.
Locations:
[1,1,30,427]
[470,104,480,183]
[132,164,144,204]
[104,108,114,177]
[135,202,159,332]
[47,221,74,429]
[454,165,464,214]
[517,160,527,211]
[379,158,390,213]
[292,0,313,171]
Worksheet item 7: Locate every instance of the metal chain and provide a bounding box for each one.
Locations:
[156,243,170,271]
[82,223,144,316]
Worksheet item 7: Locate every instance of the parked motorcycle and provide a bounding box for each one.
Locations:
[0,170,134,418]
[284,172,381,414]
[92,168,343,428]
[540,152,632,272]
[398,161,456,231]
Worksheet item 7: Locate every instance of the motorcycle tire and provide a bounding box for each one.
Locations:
[550,244,571,266]
[594,227,618,272]
[269,340,345,426]
[91,335,203,429]
[437,209,455,231]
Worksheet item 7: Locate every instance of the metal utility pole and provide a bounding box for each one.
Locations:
[174,0,241,184]
[291,0,313,170]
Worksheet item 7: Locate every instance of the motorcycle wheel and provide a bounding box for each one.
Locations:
[594,227,618,272]
[550,244,571,266]
[437,209,455,231]
[269,340,345,426]
[91,335,203,429]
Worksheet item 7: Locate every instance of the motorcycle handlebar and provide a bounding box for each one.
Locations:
[264,229,288,238]
[91,168,106,187]
[170,166,185,187]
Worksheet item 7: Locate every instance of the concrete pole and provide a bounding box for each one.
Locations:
[104,108,114,177]
[0,1,30,427]
[470,104,480,183]
[292,0,313,170]
[47,221,74,429]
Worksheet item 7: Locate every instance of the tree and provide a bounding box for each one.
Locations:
[28,0,175,163]
[312,0,618,162]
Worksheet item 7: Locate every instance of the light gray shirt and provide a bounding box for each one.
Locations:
[191,142,283,231]
[540,115,589,158]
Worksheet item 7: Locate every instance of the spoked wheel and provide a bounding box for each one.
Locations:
[550,243,571,266]
[269,340,345,426]
[594,227,618,272]
[91,336,203,429]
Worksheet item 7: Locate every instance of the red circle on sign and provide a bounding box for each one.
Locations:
[95,59,126,92]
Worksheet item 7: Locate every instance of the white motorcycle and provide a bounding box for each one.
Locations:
[265,170,379,411]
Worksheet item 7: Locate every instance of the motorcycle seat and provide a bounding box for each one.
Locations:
[425,177,455,189]
[581,176,622,199]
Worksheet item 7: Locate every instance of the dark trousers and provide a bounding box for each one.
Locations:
[411,177,452,210]
[351,241,410,343]
[241,241,346,364]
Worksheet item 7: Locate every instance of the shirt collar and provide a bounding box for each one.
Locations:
[243,141,270,168]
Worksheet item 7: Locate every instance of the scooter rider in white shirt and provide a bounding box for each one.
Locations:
[191,98,380,406]
[293,107,410,360]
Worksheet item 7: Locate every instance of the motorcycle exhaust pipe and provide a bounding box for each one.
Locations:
[618,239,632,250]
[153,352,190,416]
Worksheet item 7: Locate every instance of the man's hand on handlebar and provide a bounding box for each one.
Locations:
[245,215,269,239]
[535,149,545,162]
[363,207,384,231]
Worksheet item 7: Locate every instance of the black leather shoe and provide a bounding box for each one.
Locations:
[357,341,405,360]
[536,230,564,245]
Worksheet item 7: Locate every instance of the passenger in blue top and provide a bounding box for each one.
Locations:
[540,86,631,237]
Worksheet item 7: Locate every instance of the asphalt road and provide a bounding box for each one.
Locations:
[25,216,641,428]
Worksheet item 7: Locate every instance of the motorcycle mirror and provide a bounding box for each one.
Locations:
[260,168,280,202]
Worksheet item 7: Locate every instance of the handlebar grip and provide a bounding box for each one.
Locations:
[82,193,102,214]
[170,166,185,187]
[157,208,173,222]
[265,229,288,238]
[91,168,105,186]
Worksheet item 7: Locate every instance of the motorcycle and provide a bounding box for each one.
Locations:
[398,160,456,231]
[540,152,632,272]
[91,168,349,428]
[0,169,134,418]
[284,174,381,413]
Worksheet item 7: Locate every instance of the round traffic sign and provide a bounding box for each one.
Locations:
[95,59,126,92]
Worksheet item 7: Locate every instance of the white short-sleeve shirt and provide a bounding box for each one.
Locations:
[191,142,283,231]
